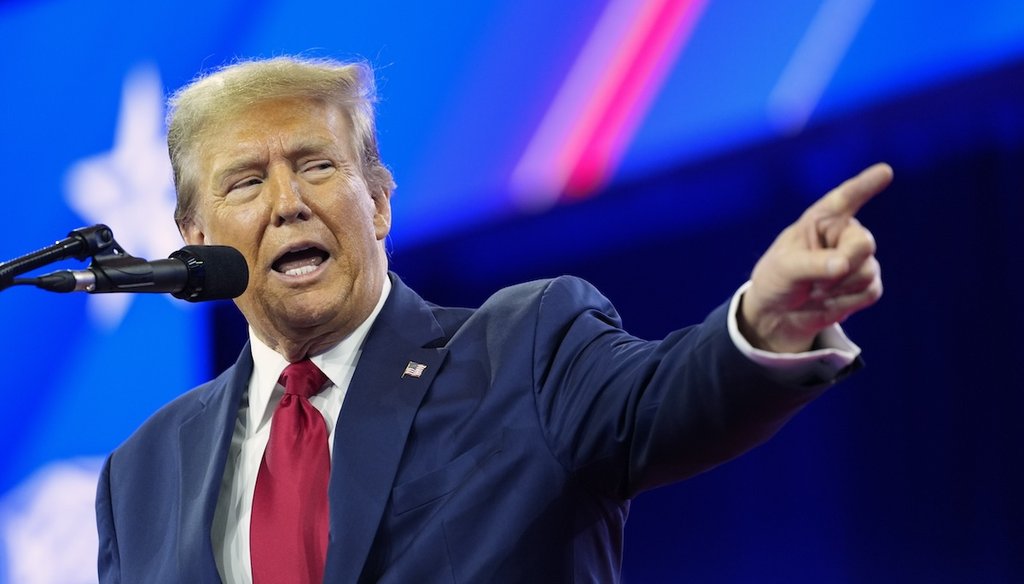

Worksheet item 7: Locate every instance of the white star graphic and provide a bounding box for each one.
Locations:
[0,458,104,584]
[63,65,183,329]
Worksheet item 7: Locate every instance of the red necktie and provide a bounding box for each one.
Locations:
[251,359,331,584]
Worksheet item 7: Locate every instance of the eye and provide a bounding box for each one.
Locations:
[229,177,262,192]
[301,160,336,179]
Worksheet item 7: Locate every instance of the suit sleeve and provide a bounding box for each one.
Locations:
[529,276,839,499]
[95,454,121,584]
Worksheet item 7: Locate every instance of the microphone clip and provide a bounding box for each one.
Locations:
[29,240,150,294]
[79,246,163,293]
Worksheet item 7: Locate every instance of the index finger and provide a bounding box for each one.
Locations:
[806,163,893,219]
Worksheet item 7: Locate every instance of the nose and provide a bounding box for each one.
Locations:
[268,165,311,226]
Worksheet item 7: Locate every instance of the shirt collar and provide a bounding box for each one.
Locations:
[247,276,393,430]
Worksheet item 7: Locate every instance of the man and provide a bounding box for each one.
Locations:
[96,56,889,583]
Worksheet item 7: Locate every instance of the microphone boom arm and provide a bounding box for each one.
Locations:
[0,224,122,291]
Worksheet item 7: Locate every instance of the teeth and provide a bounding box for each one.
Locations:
[284,265,318,277]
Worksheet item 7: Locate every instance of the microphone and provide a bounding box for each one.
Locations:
[30,245,249,302]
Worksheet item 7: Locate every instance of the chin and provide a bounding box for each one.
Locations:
[279,297,343,329]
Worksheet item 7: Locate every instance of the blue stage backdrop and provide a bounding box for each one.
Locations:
[2,1,1023,582]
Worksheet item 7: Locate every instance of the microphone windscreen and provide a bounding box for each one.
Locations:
[171,245,249,301]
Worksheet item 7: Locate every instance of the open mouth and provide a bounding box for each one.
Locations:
[272,246,329,277]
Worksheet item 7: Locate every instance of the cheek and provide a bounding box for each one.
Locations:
[206,205,267,246]
[341,187,381,232]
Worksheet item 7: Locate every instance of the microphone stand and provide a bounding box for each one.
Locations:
[0,224,128,292]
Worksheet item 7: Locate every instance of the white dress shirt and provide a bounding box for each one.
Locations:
[210,278,857,582]
[211,278,392,584]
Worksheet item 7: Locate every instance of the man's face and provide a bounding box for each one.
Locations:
[181,96,391,356]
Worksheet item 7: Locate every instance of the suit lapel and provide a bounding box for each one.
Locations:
[324,275,448,583]
[176,347,252,583]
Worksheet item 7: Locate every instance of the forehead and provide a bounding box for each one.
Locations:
[197,96,355,177]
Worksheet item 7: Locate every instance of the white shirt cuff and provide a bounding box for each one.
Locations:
[727,281,861,383]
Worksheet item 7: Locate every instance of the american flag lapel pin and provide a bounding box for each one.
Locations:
[402,361,427,379]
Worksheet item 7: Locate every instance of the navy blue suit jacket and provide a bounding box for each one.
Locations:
[96,274,844,583]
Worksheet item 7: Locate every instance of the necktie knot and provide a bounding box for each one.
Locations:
[279,359,328,399]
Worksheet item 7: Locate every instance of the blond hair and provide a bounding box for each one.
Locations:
[166,56,395,228]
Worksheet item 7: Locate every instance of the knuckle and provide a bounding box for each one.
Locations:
[861,228,877,254]
[868,277,884,301]
[859,256,880,278]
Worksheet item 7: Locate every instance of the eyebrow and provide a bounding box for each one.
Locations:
[211,137,342,187]
[212,154,267,189]
[288,137,339,159]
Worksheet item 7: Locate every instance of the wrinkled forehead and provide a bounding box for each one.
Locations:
[194,96,357,181]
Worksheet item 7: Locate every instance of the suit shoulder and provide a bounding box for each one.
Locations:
[483,275,613,312]
[434,275,620,340]
[490,275,620,328]
[111,367,235,457]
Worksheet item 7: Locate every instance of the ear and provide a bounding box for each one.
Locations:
[372,187,392,241]
[179,219,206,246]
